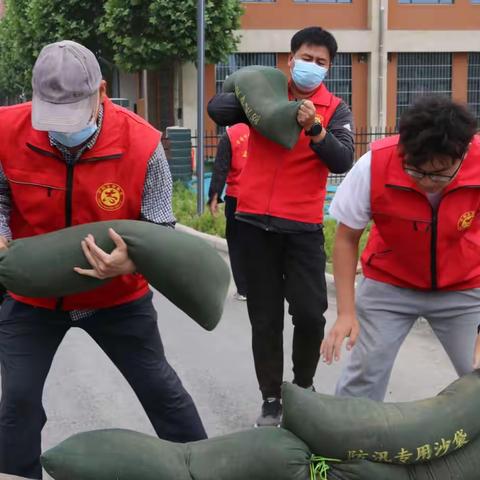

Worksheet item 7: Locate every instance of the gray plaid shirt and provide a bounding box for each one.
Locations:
[0,104,176,319]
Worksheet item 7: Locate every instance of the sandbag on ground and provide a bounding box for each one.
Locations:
[222,66,302,149]
[41,429,191,480]
[41,428,312,480]
[0,220,230,330]
[329,432,480,480]
[282,371,480,464]
[187,427,311,480]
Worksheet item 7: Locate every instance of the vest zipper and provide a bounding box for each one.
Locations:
[56,163,75,311]
[386,183,480,290]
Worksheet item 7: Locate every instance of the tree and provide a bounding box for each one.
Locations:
[0,0,113,100]
[28,0,113,71]
[101,0,244,72]
[0,0,35,99]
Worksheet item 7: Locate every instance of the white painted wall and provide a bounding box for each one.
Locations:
[182,62,198,133]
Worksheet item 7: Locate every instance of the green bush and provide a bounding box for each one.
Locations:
[173,182,226,238]
[172,182,371,264]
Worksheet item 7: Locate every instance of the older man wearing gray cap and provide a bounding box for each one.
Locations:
[0,40,207,479]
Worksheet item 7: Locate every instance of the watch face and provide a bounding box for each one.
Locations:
[307,123,322,136]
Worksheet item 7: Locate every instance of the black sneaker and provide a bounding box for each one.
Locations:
[254,397,282,427]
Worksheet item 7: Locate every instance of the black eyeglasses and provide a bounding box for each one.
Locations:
[403,157,464,184]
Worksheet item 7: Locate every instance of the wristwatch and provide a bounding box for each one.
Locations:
[305,121,323,137]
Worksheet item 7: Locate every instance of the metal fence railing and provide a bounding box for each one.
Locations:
[162,127,399,186]
[187,126,397,158]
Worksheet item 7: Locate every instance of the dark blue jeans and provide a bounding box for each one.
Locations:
[0,292,207,479]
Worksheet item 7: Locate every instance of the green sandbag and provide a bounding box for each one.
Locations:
[41,428,312,480]
[329,433,480,479]
[188,428,310,480]
[41,429,191,480]
[222,66,302,149]
[0,220,230,331]
[282,371,480,465]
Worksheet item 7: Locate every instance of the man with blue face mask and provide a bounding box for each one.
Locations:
[208,26,354,427]
[0,40,207,479]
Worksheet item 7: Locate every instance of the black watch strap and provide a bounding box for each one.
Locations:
[305,121,323,137]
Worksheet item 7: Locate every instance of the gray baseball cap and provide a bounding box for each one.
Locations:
[32,40,102,133]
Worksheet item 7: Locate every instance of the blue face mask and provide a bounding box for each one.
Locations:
[291,59,328,92]
[50,122,97,148]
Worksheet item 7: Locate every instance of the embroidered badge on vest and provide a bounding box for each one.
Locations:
[457,211,475,231]
[96,183,125,211]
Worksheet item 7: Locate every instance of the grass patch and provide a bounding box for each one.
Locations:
[173,182,226,238]
[173,181,370,263]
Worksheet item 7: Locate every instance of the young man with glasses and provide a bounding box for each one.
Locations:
[321,95,480,401]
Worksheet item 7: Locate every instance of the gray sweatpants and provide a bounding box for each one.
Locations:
[336,277,480,401]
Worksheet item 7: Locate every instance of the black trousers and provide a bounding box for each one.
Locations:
[238,221,328,399]
[224,195,247,296]
[0,292,207,479]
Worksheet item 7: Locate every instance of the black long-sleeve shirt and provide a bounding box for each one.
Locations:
[208,133,231,204]
[207,92,355,232]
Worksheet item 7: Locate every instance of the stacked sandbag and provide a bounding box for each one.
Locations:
[0,220,230,331]
[41,428,312,480]
[329,433,480,480]
[282,371,480,465]
[221,66,303,150]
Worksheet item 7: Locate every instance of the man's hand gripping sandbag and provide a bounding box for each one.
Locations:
[0,220,230,330]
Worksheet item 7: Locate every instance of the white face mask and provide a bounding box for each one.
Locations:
[291,59,328,92]
[49,122,98,148]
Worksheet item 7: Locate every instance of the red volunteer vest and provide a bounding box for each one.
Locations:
[0,97,161,309]
[362,134,480,291]
[225,123,249,198]
[237,84,341,224]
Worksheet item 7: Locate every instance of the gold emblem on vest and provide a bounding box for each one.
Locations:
[457,211,475,231]
[96,183,125,211]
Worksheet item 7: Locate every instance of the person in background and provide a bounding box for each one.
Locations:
[208,26,354,427]
[208,123,250,301]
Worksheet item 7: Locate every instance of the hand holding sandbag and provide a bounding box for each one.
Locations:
[282,371,480,465]
[0,220,230,331]
[41,428,312,480]
[222,66,303,149]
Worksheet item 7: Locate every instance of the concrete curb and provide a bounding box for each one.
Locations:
[175,223,228,254]
[176,223,335,285]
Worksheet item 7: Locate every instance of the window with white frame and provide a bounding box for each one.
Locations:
[396,52,452,123]
[468,53,480,124]
[324,53,352,107]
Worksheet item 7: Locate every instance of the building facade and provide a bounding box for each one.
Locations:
[176,0,480,133]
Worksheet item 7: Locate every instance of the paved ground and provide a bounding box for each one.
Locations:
[0,250,460,479]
